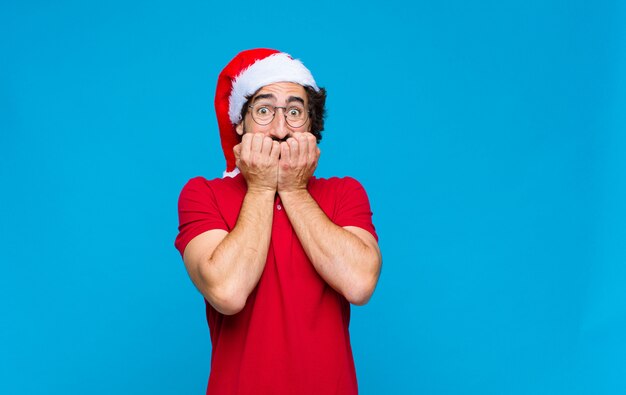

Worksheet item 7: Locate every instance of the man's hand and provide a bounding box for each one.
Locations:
[278,132,320,194]
[234,133,281,193]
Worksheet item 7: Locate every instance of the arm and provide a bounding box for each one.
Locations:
[279,190,382,305]
[278,133,382,305]
[183,189,275,315]
[182,133,280,315]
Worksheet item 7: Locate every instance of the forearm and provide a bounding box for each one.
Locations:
[200,189,275,314]
[279,189,381,305]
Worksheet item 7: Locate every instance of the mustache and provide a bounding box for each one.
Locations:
[242,126,291,143]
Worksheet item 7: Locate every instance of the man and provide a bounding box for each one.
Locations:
[175,48,382,394]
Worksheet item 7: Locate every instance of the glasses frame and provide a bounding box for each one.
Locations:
[247,104,310,128]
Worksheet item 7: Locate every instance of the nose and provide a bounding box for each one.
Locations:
[268,107,290,141]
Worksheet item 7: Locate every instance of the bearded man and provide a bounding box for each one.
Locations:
[175,48,382,394]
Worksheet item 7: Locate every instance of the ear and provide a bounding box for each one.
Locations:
[236,122,244,136]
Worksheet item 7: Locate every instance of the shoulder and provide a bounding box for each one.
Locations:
[310,175,365,190]
[181,176,210,192]
[308,176,371,212]
[179,174,246,199]
[309,176,368,197]
[181,174,241,190]
[310,175,377,238]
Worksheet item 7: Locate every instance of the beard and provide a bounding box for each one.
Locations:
[242,124,291,143]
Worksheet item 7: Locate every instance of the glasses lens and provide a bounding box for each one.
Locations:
[250,105,274,125]
[285,105,308,127]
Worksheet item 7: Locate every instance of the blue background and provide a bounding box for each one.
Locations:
[1,1,625,394]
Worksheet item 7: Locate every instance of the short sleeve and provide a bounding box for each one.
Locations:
[332,177,378,241]
[174,177,229,257]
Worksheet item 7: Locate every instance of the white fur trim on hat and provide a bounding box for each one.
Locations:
[228,53,319,125]
[222,167,240,178]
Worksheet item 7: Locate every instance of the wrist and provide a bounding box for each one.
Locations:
[246,187,277,198]
[278,188,309,202]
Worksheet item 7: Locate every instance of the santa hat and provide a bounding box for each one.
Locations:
[215,48,319,174]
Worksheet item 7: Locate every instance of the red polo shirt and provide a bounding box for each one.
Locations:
[175,174,377,395]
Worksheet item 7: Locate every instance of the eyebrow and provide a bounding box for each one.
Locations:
[287,96,305,105]
[252,93,275,103]
[251,94,305,105]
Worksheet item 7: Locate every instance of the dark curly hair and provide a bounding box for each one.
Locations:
[239,86,327,143]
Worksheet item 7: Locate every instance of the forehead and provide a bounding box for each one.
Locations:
[253,82,307,101]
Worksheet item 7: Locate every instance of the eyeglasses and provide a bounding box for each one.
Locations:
[247,103,309,128]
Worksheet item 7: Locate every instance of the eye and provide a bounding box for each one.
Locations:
[256,106,271,116]
[287,107,303,117]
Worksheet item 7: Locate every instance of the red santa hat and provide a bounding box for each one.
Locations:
[215,48,319,173]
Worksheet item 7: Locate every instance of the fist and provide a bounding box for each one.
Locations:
[277,132,320,193]
[234,133,281,192]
